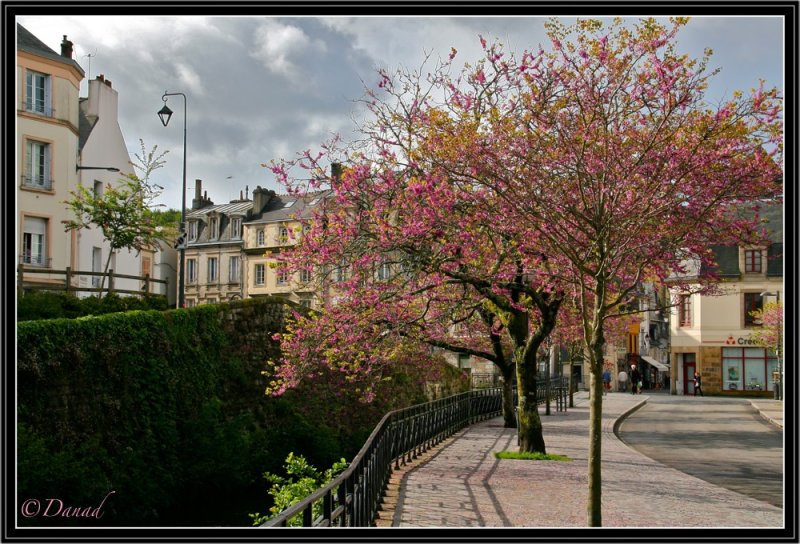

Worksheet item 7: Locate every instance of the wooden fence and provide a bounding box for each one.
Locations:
[17,264,168,298]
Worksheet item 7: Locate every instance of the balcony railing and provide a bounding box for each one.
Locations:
[19,254,52,268]
[21,175,53,191]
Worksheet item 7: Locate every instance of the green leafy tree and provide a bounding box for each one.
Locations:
[64,140,169,295]
[249,453,348,527]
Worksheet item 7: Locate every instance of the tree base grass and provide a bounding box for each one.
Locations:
[494,451,571,461]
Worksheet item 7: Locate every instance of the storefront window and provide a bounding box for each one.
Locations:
[722,347,776,392]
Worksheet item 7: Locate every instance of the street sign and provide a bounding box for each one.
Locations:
[173,232,187,250]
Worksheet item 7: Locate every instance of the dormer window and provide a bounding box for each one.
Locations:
[257,229,265,246]
[188,221,198,241]
[283,200,295,208]
[209,216,219,240]
[744,249,762,273]
[231,218,242,240]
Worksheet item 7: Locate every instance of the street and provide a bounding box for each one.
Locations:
[617,395,783,508]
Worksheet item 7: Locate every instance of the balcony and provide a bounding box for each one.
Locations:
[21,175,53,191]
[19,254,52,268]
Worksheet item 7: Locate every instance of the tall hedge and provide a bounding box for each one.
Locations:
[16,300,469,526]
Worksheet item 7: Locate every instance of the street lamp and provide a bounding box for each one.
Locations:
[759,291,782,400]
[158,91,187,309]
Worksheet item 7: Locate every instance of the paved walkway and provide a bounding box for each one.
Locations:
[380,392,784,528]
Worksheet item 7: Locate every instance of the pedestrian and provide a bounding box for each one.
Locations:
[630,364,641,394]
[694,371,703,396]
[618,369,628,392]
[602,368,611,395]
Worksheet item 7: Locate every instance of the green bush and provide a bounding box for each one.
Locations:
[17,291,169,322]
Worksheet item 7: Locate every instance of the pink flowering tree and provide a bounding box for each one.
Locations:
[268,16,781,526]
[749,301,783,362]
[458,18,781,524]
[267,156,563,443]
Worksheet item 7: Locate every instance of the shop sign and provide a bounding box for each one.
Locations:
[724,335,761,346]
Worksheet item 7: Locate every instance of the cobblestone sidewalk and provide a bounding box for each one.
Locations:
[386,393,784,528]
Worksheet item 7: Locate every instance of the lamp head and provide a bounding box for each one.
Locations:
[158,103,173,127]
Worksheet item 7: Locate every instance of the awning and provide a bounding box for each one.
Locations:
[640,355,669,371]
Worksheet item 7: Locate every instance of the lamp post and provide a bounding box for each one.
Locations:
[759,291,782,400]
[158,91,187,309]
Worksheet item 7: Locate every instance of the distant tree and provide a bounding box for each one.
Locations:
[749,301,783,363]
[64,140,169,295]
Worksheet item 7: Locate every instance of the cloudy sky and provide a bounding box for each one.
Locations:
[16,13,785,212]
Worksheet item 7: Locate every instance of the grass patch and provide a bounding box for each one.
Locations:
[494,451,571,461]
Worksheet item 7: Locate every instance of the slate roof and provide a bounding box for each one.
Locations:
[246,190,332,225]
[186,200,253,220]
[17,24,85,76]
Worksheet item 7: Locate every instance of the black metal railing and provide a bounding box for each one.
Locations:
[262,376,568,528]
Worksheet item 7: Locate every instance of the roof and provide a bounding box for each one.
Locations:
[17,24,85,76]
[246,190,332,225]
[78,103,97,152]
[186,200,253,219]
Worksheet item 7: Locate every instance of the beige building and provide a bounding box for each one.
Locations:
[243,189,331,309]
[669,202,783,396]
[17,25,84,288]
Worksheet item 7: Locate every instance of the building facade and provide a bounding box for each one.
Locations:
[17,25,84,287]
[242,188,330,309]
[75,74,142,296]
[668,203,783,396]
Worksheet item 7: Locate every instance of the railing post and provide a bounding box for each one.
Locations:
[108,269,114,295]
[18,264,24,293]
[144,273,151,296]
[65,266,72,294]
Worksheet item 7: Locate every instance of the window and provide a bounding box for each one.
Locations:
[336,259,349,283]
[283,200,295,208]
[206,298,217,305]
[209,216,219,240]
[208,257,218,283]
[299,296,312,309]
[25,140,51,189]
[722,347,777,392]
[93,180,104,198]
[744,249,762,273]
[25,70,51,115]
[91,247,102,287]
[186,258,197,283]
[185,298,196,308]
[231,218,242,240]
[257,229,265,246]
[299,268,312,283]
[276,263,289,285]
[228,256,240,283]
[255,264,265,286]
[188,221,198,241]
[278,225,290,244]
[744,293,763,327]
[679,295,692,327]
[377,261,391,281]
[22,217,47,266]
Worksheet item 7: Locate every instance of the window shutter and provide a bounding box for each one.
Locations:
[767,243,783,277]
[43,144,51,186]
[25,71,33,110]
[44,75,52,116]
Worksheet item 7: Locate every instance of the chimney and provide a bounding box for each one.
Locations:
[252,186,275,214]
[331,162,342,182]
[192,179,203,209]
[60,35,74,59]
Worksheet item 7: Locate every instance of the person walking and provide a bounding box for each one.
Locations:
[618,369,628,392]
[602,368,611,396]
[630,364,641,395]
[694,371,704,396]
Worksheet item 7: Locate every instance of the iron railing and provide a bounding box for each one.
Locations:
[262,376,568,528]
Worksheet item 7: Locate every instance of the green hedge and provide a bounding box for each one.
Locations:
[16,301,466,526]
[17,291,170,321]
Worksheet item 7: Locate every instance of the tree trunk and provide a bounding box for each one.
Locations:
[501,366,516,428]
[586,340,604,527]
[516,352,546,453]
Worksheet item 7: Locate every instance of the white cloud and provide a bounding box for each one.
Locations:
[250,19,326,83]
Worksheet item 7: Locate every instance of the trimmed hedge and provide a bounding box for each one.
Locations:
[16,300,469,526]
[17,291,170,322]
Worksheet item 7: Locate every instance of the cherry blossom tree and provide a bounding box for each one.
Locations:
[267,16,781,526]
